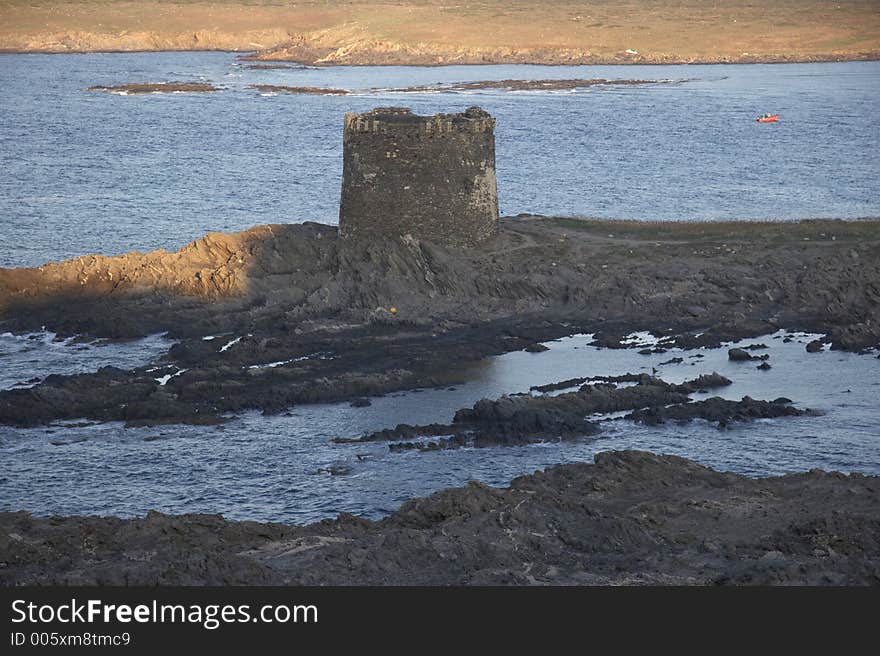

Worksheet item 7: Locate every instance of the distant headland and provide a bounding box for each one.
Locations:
[1,0,878,65]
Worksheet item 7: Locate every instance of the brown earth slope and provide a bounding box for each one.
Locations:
[0,1,878,64]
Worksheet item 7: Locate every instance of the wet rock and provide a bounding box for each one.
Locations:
[729,348,769,362]
[523,342,550,353]
[658,357,684,366]
[350,398,372,408]
[589,333,627,349]
[531,377,590,393]
[757,362,772,370]
[728,348,752,361]
[806,339,825,353]
[673,372,732,392]
[626,396,819,428]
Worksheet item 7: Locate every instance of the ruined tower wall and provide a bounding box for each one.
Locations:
[338,107,499,247]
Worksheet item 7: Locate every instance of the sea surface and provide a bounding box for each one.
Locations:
[0,53,878,267]
[0,330,878,524]
[0,54,877,524]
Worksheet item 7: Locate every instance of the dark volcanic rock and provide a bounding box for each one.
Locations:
[757,362,772,370]
[806,339,826,353]
[728,347,769,362]
[626,396,818,428]
[728,347,753,361]
[2,451,877,586]
[340,373,735,451]
[530,376,591,393]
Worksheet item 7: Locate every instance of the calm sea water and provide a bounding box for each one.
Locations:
[0,330,877,523]
[0,53,878,267]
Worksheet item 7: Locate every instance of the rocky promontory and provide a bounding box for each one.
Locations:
[1,217,878,427]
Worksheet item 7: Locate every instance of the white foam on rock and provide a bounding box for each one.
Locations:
[220,336,242,352]
[155,369,187,386]
[247,353,335,370]
[620,331,660,347]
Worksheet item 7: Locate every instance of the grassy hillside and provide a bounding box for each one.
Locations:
[1,1,878,64]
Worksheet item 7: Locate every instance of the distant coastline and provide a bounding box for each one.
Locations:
[1,0,877,66]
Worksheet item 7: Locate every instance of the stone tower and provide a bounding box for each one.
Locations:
[338,106,498,246]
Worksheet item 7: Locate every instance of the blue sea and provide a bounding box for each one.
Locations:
[0,53,878,267]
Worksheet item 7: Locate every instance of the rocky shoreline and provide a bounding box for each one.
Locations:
[1,216,878,428]
[2,450,877,585]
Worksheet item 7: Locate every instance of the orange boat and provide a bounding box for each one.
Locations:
[757,114,780,123]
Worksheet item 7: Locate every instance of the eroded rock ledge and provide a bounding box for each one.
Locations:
[2,451,877,585]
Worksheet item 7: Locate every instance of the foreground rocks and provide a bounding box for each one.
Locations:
[2,451,877,586]
[1,217,878,427]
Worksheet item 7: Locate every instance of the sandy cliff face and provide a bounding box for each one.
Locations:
[0,228,258,309]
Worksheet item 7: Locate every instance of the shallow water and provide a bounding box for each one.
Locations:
[1,54,878,267]
[0,331,173,390]
[1,331,877,524]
